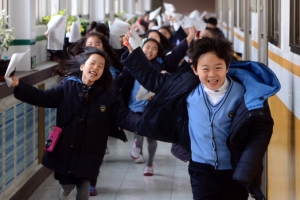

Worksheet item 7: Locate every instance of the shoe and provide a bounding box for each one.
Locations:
[59,188,71,200]
[90,185,98,196]
[135,154,145,163]
[105,147,109,154]
[130,139,141,159]
[143,165,154,176]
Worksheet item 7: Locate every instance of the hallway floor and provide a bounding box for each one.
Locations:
[29,131,254,200]
[29,131,192,200]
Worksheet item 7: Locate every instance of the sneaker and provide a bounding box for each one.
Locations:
[130,139,141,159]
[143,165,154,176]
[59,188,71,200]
[90,185,98,196]
[105,147,109,154]
[135,154,145,163]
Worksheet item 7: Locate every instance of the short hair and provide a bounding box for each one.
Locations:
[187,36,233,70]
[205,17,218,26]
[205,27,224,38]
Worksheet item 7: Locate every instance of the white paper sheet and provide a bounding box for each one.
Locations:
[149,7,162,20]
[199,11,207,20]
[4,49,30,87]
[68,17,81,43]
[164,3,176,12]
[47,15,67,50]
[189,10,200,19]
[129,26,142,50]
[182,16,206,31]
[109,18,130,36]
[157,15,162,28]
[109,34,122,49]
[135,21,145,35]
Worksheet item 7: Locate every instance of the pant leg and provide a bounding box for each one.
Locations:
[135,133,144,155]
[188,161,248,200]
[76,179,90,200]
[146,137,157,166]
[61,184,76,196]
[90,178,97,187]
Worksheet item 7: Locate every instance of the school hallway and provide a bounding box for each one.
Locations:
[28,131,193,200]
[28,131,255,200]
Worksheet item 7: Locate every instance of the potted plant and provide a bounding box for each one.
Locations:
[0,9,15,80]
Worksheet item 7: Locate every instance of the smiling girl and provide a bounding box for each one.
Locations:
[11,47,140,200]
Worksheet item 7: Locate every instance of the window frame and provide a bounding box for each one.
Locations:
[268,0,281,47]
[290,0,300,54]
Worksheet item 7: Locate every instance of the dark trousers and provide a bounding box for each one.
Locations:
[188,161,248,200]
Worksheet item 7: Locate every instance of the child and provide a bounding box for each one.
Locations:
[11,47,140,200]
[70,32,123,79]
[70,33,125,196]
[121,33,280,199]
[116,38,166,175]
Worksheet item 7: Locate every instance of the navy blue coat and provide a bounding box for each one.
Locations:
[115,38,189,107]
[121,47,281,199]
[14,78,140,180]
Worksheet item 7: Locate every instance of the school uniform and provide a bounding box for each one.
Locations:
[121,47,281,199]
[14,77,140,183]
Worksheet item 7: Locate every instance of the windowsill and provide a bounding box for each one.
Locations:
[290,44,300,55]
[0,61,58,99]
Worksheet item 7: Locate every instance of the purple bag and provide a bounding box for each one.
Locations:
[44,126,62,152]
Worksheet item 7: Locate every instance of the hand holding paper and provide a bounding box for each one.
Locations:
[129,26,142,50]
[4,49,30,87]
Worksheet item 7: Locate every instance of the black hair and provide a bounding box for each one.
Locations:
[158,26,172,37]
[145,30,174,53]
[205,17,218,26]
[139,19,149,32]
[205,27,224,38]
[87,32,123,71]
[87,21,109,39]
[68,32,123,72]
[187,36,233,70]
[142,38,166,60]
[55,46,113,90]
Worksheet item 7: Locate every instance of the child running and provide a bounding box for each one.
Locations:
[11,47,140,200]
[121,31,280,200]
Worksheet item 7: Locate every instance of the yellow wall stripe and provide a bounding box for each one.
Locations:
[234,31,244,42]
[234,31,258,50]
[268,95,300,199]
[251,40,258,49]
[233,30,300,78]
[268,50,300,78]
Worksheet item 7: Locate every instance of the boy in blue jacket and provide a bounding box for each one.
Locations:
[121,32,280,200]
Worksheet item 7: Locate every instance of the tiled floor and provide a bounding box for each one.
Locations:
[29,131,255,200]
[29,131,193,200]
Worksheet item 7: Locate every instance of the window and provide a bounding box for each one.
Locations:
[290,0,300,54]
[36,0,49,24]
[0,0,8,15]
[238,0,244,30]
[268,0,280,47]
[222,0,228,24]
[234,0,237,27]
[251,0,257,13]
